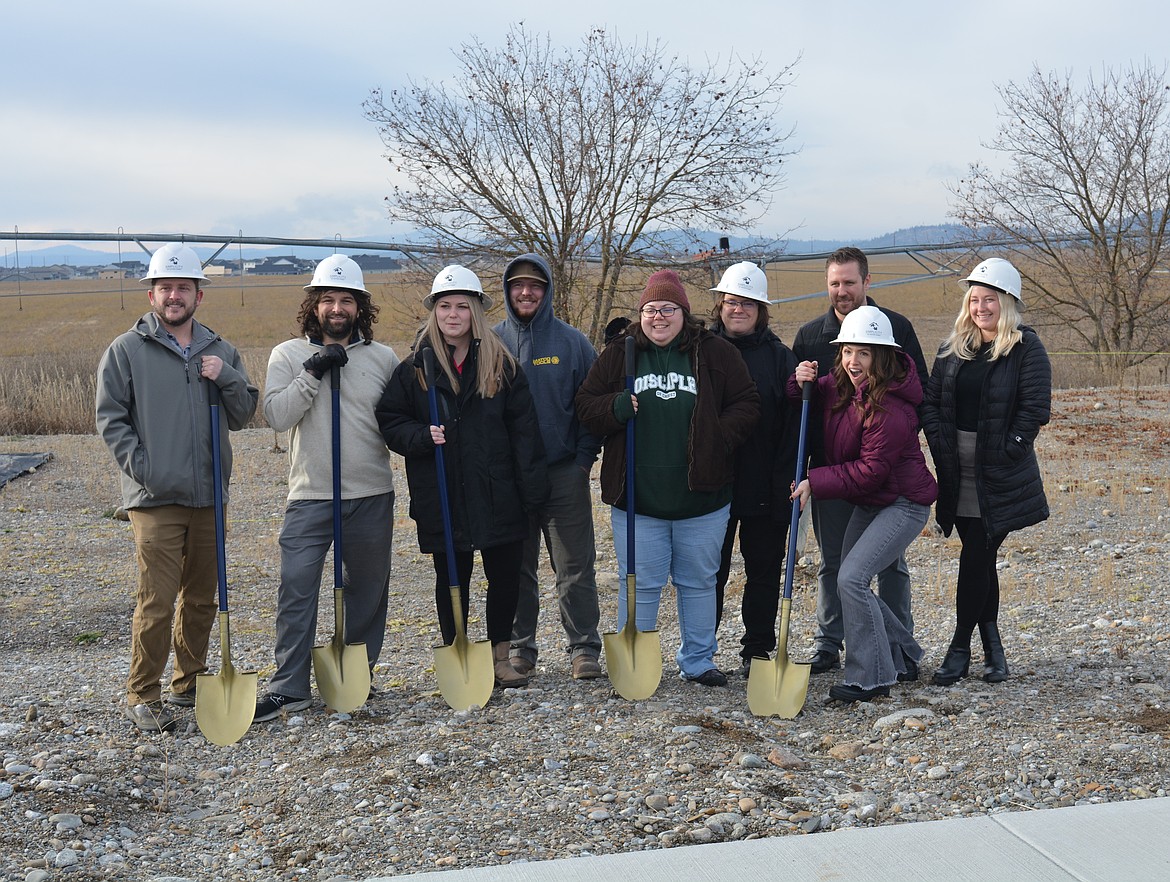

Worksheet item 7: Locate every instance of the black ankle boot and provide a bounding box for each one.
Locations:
[979,621,1009,683]
[932,644,970,686]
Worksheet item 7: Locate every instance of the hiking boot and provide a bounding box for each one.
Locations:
[253,692,313,723]
[166,684,196,707]
[571,654,604,680]
[808,649,840,674]
[688,669,728,687]
[125,701,176,733]
[493,643,529,689]
[510,655,536,676]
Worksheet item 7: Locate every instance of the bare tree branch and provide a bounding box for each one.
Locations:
[364,24,798,344]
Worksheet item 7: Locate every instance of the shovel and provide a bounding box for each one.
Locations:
[311,363,371,713]
[424,347,494,711]
[195,381,258,746]
[604,335,662,701]
[747,379,813,718]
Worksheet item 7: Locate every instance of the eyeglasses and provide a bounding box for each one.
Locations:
[640,305,679,317]
[722,298,759,312]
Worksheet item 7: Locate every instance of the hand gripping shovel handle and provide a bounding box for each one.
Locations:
[782,381,814,602]
[423,349,460,586]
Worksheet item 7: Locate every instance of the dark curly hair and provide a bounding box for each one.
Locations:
[296,287,379,344]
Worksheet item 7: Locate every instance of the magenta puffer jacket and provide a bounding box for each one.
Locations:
[789,352,937,508]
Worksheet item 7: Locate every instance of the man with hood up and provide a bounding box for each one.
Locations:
[493,254,604,679]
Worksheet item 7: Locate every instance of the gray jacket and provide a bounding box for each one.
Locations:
[96,313,258,509]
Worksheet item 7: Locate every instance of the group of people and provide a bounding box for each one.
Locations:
[96,241,1050,732]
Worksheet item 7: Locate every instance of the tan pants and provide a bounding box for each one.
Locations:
[126,505,218,705]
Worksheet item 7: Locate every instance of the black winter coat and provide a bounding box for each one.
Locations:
[375,339,549,554]
[713,324,800,520]
[921,328,1051,539]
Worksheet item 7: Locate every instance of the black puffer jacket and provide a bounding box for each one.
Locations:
[376,338,549,554]
[713,323,800,520]
[921,328,1051,539]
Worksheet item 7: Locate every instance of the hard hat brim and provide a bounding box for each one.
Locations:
[423,290,495,311]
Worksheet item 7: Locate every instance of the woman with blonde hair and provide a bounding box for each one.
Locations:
[376,266,548,689]
[922,257,1051,686]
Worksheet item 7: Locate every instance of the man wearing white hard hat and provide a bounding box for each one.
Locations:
[97,243,259,732]
[707,262,800,677]
[792,247,928,678]
[255,255,400,721]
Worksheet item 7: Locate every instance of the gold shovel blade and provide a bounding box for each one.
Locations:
[312,637,371,714]
[434,635,494,711]
[746,598,811,718]
[603,622,663,701]
[195,613,258,746]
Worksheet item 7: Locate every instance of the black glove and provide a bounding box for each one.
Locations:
[303,343,349,379]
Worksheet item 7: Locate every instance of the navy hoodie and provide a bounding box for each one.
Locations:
[493,253,602,469]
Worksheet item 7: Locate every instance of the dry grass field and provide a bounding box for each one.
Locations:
[1,255,1165,435]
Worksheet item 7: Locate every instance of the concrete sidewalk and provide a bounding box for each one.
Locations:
[373,796,1169,881]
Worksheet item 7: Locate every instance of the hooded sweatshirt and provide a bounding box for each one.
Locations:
[493,253,601,469]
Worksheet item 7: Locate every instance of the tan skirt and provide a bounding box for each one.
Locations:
[956,430,980,518]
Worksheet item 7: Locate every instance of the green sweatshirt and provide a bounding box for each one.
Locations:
[630,343,731,520]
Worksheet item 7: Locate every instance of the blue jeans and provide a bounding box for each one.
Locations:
[837,497,927,690]
[610,504,729,679]
[812,496,913,653]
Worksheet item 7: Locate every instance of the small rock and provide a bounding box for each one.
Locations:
[766,746,808,770]
[828,742,864,760]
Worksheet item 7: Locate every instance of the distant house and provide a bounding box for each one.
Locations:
[98,266,130,280]
[350,253,402,274]
[252,255,312,276]
[205,261,234,277]
[22,264,78,281]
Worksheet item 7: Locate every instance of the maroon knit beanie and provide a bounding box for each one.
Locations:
[638,270,690,313]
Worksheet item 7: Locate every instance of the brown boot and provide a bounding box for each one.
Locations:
[493,643,529,689]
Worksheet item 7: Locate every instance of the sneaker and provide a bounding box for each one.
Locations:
[125,701,176,733]
[571,654,604,680]
[510,656,536,676]
[809,649,841,674]
[166,685,196,707]
[689,669,728,688]
[253,692,313,723]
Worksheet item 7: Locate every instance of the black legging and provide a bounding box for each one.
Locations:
[954,517,1006,631]
[432,539,524,645]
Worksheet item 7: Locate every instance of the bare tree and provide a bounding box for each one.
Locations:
[951,63,1170,382]
[364,25,798,344]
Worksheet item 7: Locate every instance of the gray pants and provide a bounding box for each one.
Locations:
[838,498,927,689]
[269,493,393,699]
[510,460,601,663]
[812,495,913,653]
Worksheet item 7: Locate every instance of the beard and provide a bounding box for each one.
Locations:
[153,300,197,329]
[322,314,355,341]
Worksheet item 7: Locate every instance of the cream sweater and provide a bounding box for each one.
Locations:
[264,337,400,501]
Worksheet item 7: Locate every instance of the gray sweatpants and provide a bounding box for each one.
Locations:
[269,493,393,699]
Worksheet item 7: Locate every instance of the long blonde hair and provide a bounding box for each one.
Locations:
[420,295,516,397]
[939,285,1023,361]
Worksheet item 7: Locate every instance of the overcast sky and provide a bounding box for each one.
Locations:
[3,0,1166,250]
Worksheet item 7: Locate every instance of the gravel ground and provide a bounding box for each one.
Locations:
[1,386,1168,882]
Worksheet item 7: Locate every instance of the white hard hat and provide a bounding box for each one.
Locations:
[141,243,209,285]
[711,261,769,303]
[305,254,369,295]
[831,304,900,348]
[424,264,494,311]
[962,257,1023,303]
